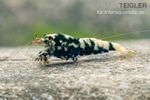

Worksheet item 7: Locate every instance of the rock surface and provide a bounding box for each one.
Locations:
[0,40,150,100]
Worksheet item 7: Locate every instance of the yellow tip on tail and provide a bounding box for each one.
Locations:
[127,49,136,57]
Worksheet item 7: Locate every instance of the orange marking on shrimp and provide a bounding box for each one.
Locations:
[32,38,42,45]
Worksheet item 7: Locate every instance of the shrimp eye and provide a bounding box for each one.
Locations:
[48,36,53,40]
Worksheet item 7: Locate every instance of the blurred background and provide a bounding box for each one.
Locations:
[0,0,150,46]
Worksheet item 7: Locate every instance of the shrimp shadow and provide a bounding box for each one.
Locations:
[43,54,120,68]
[44,61,76,67]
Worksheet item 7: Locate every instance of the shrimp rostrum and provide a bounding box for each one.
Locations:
[33,33,135,65]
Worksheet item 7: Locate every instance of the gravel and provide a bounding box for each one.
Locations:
[0,39,150,100]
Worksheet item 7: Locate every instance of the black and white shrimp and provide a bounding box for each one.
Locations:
[33,33,135,65]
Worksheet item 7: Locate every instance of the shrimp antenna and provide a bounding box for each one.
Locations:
[102,29,150,40]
